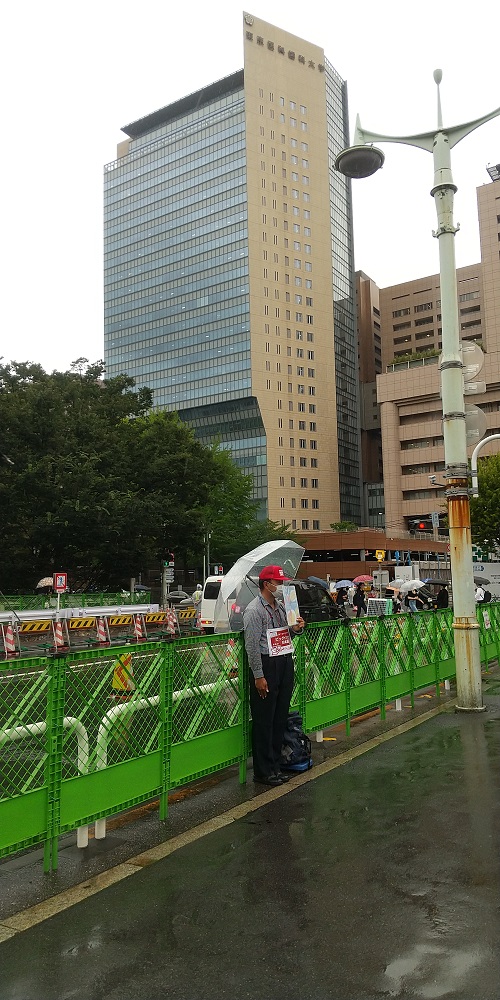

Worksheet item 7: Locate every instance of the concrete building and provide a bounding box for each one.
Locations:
[375,163,500,536]
[356,271,384,527]
[103,14,361,529]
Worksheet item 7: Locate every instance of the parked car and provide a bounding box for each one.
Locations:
[167,590,191,605]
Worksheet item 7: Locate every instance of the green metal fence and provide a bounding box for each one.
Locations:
[0,605,498,871]
[0,592,151,612]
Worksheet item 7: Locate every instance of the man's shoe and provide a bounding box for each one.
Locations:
[253,774,283,787]
[275,771,291,782]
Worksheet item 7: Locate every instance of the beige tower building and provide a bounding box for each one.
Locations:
[374,164,500,535]
[104,14,361,530]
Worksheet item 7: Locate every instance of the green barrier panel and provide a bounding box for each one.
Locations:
[0,605,498,870]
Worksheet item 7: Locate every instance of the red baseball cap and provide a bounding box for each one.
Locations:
[258,565,291,582]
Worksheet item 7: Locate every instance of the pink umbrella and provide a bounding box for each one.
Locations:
[353,575,373,584]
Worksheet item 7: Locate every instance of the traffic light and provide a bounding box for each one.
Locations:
[409,517,430,534]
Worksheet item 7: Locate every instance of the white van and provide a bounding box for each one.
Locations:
[198,576,224,633]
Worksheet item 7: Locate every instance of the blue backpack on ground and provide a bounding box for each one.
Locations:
[280,712,313,772]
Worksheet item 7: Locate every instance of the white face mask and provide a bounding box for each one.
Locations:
[270,583,283,598]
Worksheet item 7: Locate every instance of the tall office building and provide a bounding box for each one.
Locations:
[104,13,361,528]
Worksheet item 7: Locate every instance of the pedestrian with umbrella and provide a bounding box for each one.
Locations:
[243,564,305,787]
[353,583,367,618]
[436,585,449,609]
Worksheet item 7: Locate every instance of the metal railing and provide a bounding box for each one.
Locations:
[0,592,151,612]
[1,604,498,871]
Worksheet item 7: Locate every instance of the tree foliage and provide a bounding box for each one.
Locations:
[0,361,294,591]
[470,454,500,547]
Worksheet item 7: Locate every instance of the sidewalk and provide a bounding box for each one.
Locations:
[1,672,499,999]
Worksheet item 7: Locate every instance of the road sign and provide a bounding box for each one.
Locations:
[212,565,223,575]
[375,550,385,562]
[431,512,440,528]
[53,573,67,593]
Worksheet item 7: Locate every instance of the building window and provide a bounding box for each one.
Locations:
[301,520,309,529]
[300,477,308,487]
[311,478,318,488]
[312,499,319,509]
[310,440,317,449]
[300,458,307,467]
[414,302,433,313]
[301,499,308,509]
[312,520,320,530]
[299,438,307,448]
[310,459,318,468]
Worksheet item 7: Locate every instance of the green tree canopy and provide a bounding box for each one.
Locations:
[470,453,500,547]
[0,360,296,591]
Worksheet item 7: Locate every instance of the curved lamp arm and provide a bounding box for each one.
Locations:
[470,435,500,497]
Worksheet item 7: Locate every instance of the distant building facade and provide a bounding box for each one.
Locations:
[372,164,500,535]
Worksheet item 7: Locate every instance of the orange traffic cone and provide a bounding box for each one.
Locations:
[4,623,17,658]
[96,616,109,645]
[54,620,65,648]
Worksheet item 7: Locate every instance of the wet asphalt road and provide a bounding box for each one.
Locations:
[1,702,500,999]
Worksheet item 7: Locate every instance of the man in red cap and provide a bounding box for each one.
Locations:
[243,565,305,786]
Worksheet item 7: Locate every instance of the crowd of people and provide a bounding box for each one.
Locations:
[331,582,452,615]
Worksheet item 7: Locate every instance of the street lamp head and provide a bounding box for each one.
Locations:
[433,68,443,85]
[334,144,385,179]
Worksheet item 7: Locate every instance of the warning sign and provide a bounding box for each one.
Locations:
[111,652,135,697]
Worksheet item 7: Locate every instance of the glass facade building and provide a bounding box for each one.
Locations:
[104,17,361,526]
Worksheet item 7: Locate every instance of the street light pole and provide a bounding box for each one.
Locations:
[335,72,500,711]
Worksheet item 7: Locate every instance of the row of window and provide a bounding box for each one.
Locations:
[258,91,308,115]
[268,383,317,395]
[279,476,319,487]
[279,438,317,449]
[288,520,320,530]
[280,498,320,509]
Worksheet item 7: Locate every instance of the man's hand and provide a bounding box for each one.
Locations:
[255,676,269,698]
[292,616,305,632]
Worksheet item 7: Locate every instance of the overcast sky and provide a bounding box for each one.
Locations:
[2,1,498,373]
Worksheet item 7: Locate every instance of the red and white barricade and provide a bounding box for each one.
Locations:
[96,616,110,645]
[2,621,18,658]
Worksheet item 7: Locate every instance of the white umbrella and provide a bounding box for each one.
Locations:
[386,578,407,590]
[213,539,305,633]
[399,580,426,594]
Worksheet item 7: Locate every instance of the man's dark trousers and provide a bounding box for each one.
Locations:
[249,653,294,778]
